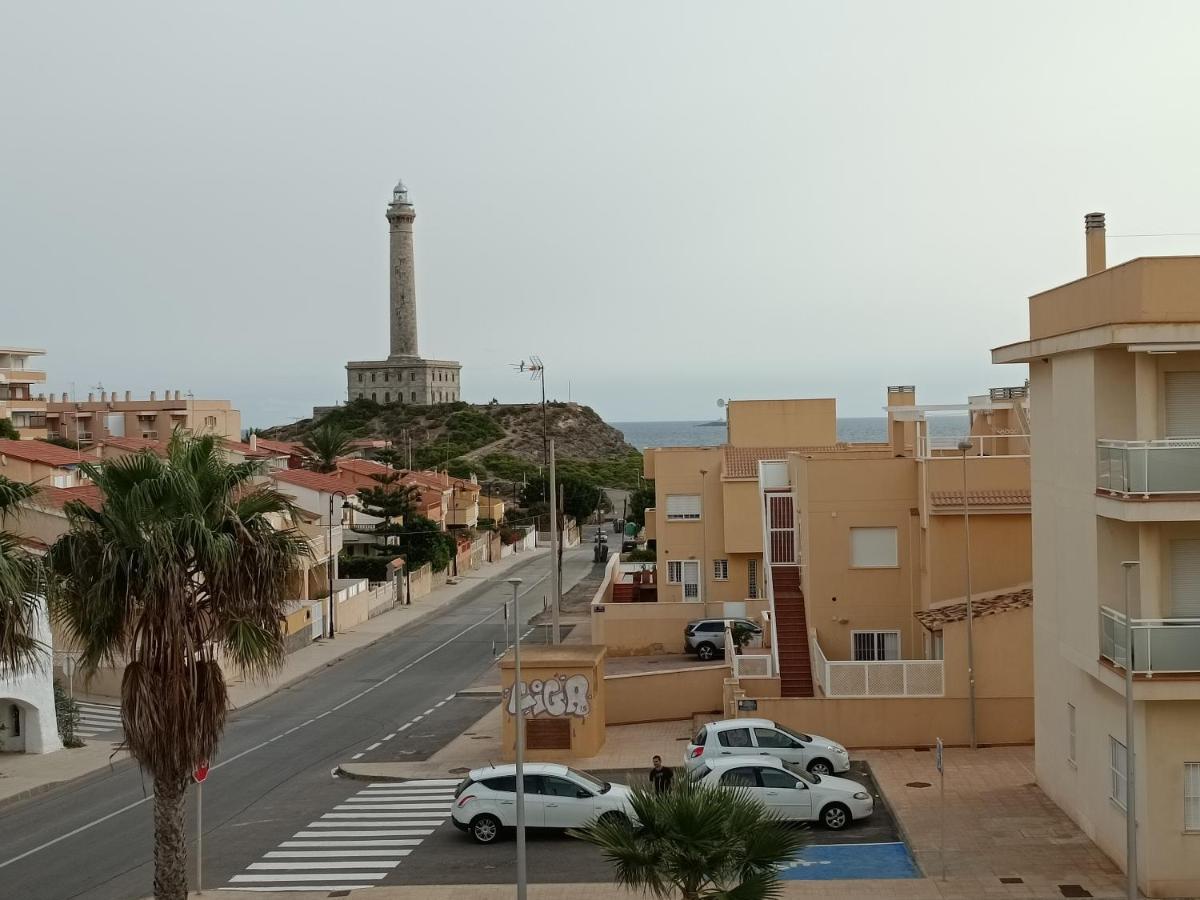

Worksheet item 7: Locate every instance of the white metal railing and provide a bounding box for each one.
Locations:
[917,432,1031,459]
[810,632,944,697]
[1099,606,1200,674]
[1097,439,1200,497]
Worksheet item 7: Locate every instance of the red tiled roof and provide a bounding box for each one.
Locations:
[914,587,1032,629]
[98,436,168,455]
[0,439,87,468]
[270,468,353,494]
[33,484,104,511]
[222,439,279,459]
[929,489,1031,509]
[722,445,847,479]
[252,437,303,456]
[336,458,393,478]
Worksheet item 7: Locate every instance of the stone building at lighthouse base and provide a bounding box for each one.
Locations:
[346,356,462,406]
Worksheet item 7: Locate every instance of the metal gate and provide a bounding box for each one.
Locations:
[767,493,795,564]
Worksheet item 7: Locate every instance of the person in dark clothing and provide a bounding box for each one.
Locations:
[649,755,674,793]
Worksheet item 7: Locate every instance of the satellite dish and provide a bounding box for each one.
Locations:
[716,399,726,408]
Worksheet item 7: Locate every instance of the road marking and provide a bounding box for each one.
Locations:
[350,753,363,760]
[322,811,445,819]
[434,700,447,708]
[364,742,381,752]
[231,873,384,882]
[396,723,411,732]
[334,803,449,811]
[267,850,413,858]
[369,779,460,787]
[382,733,395,740]
[444,694,456,701]
[250,861,402,870]
[422,707,435,716]
[411,715,424,722]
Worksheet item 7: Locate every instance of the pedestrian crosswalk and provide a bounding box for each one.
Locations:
[75,701,123,739]
[223,778,460,892]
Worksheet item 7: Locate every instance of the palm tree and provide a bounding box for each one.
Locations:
[302,423,352,472]
[0,476,43,675]
[48,435,311,900]
[572,777,808,900]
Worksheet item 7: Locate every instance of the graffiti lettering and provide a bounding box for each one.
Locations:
[505,673,591,718]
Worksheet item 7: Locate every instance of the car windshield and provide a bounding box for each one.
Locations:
[775,723,813,743]
[783,760,820,785]
[692,725,708,745]
[454,777,474,799]
[567,767,610,794]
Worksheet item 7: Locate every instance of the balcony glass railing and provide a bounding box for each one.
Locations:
[1097,439,1200,496]
[1099,606,1200,674]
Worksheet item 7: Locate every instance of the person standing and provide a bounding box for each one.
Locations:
[649,755,674,794]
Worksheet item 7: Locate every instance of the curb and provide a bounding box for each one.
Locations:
[864,758,922,876]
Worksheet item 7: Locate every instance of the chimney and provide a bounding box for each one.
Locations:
[249,433,258,452]
[124,390,131,401]
[1085,212,1106,275]
[100,391,108,402]
[174,390,181,400]
[50,393,57,403]
[87,392,94,402]
[150,391,157,401]
[61,392,68,402]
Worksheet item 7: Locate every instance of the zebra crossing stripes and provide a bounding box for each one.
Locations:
[74,702,122,739]
[223,779,461,892]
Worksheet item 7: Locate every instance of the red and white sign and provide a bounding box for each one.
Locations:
[193,762,210,784]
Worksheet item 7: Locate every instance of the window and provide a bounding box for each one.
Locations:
[1165,372,1200,437]
[9,703,20,737]
[930,631,944,661]
[713,559,729,581]
[716,727,752,748]
[384,392,390,403]
[371,373,376,382]
[667,560,682,583]
[204,416,217,429]
[411,392,416,402]
[542,776,586,798]
[1186,763,1200,832]
[1110,737,1128,810]
[719,766,758,788]
[666,494,701,521]
[409,372,415,381]
[1169,540,1200,618]
[852,630,900,661]
[372,392,377,401]
[747,558,759,598]
[357,373,363,382]
[753,727,795,749]
[759,768,800,790]
[1067,703,1076,766]
[850,526,898,568]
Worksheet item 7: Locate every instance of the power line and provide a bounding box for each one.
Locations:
[1108,232,1200,238]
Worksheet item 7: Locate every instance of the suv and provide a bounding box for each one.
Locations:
[684,618,762,661]
[451,763,634,844]
[685,718,850,775]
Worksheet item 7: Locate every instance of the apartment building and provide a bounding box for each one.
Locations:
[45,389,239,446]
[994,213,1200,898]
[0,347,48,439]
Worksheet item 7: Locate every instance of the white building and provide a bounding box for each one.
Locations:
[0,594,62,754]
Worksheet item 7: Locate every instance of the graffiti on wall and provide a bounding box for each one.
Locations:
[504,673,592,718]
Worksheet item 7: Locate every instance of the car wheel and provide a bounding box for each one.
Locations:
[469,814,503,844]
[807,758,833,776]
[598,811,630,828]
[820,803,851,831]
[696,642,717,661]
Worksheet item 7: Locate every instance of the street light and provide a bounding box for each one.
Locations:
[1121,560,1140,900]
[956,439,976,751]
[507,576,528,900]
[328,490,347,639]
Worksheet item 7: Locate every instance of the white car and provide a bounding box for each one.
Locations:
[685,718,850,775]
[693,756,874,830]
[452,763,634,844]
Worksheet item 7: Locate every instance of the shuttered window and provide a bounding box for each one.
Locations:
[1165,372,1200,437]
[852,630,900,661]
[667,560,682,583]
[1186,763,1200,832]
[666,494,702,521]
[1110,737,1128,810]
[713,559,729,580]
[747,559,759,598]
[1169,539,1200,618]
[850,527,898,568]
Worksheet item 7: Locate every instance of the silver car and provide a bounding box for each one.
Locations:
[684,618,762,661]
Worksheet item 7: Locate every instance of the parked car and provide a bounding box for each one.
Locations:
[691,756,873,830]
[452,763,634,844]
[684,618,763,661]
[685,718,850,775]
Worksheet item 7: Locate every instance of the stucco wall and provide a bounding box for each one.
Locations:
[593,599,770,656]
[605,665,727,725]
[0,600,61,753]
[940,605,1033,699]
[726,399,837,448]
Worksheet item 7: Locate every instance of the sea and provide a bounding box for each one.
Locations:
[612,416,970,451]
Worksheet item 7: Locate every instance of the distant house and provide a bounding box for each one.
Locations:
[0,439,88,487]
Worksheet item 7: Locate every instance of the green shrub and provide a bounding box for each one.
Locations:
[54,679,85,748]
[338,554,396,583]
[623,549,656,563]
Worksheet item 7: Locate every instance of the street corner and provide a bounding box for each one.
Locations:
[777,841,921,881]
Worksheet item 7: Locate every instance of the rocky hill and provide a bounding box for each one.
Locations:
[262,399,641,487]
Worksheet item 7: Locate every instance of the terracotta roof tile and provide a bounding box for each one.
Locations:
[270,468,353,494]
[336,458,393,478]
[929,489,1031,508]
[33,484,104,511]
[222,439,280,459]
[0,439,87,468]
[252,437,303,456]
[915,587,1032,630]
[722,445,849,479]
[98,436,168,455]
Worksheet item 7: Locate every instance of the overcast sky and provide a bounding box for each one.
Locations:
[5,2,1200,426]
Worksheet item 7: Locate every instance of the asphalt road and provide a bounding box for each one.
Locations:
[0,536,600,900]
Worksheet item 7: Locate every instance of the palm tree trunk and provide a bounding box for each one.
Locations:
[152,774,190,900]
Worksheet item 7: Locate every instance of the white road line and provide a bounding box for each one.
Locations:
[231,873,385,882]
[219,887,374,893]
[434,700,447,708]
[267,850,412,857]
[334,803,449,811]
[364,742,381,751]
[249,861,400,870]
[411,715,424,722]
[396,723,412,731]
[296,830,435,837]
[350,753,363,760]
[369,779,460,787]
[345,792,455,800]
[422,708,435,715]
[382,733,395,740]
[281,840,423,848]
[323,811,446,819]
[0,797,152,871]
[444,693,455,701]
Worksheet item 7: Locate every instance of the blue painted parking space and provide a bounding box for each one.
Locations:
[778,841,920,880]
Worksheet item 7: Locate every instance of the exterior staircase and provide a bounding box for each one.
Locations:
[771,564,814,697]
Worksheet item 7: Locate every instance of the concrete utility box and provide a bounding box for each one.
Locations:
[500,645,607,761]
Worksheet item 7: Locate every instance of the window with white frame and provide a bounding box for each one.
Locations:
[929,630,944,661]
[1067,704,1076,766]
[666,560,683,584]
[1110,737,1128,810]
[747,558,759,598]
[1186,763,1200,832]
[852,630,900,661]
[849,526,898,568]
[713,559,729,581]
[666,494,702,521]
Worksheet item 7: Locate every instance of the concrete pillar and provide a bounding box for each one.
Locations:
[386,180,419,359]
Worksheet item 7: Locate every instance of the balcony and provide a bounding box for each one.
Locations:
[1100,606,1200,675]
[810,634,944,697]
[1097,439,1200,497]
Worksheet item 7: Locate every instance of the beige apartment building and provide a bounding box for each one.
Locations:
[994,214,1200,898]
[0,347,48,439]
[640,392,1032,714]
[45,389,240,446]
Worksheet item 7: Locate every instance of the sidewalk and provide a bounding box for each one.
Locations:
[0,546,548,809]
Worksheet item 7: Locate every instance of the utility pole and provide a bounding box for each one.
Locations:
[512,357,548,468]
[1121,560,1140,900]
[549,439,560,644]
[508,577,528,900]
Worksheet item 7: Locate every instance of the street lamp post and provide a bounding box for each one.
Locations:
[1121,560,1140,900]
[328,490,347,639]
[549,439,560,644]
[507,577,528,900]
[956,440,977,750]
